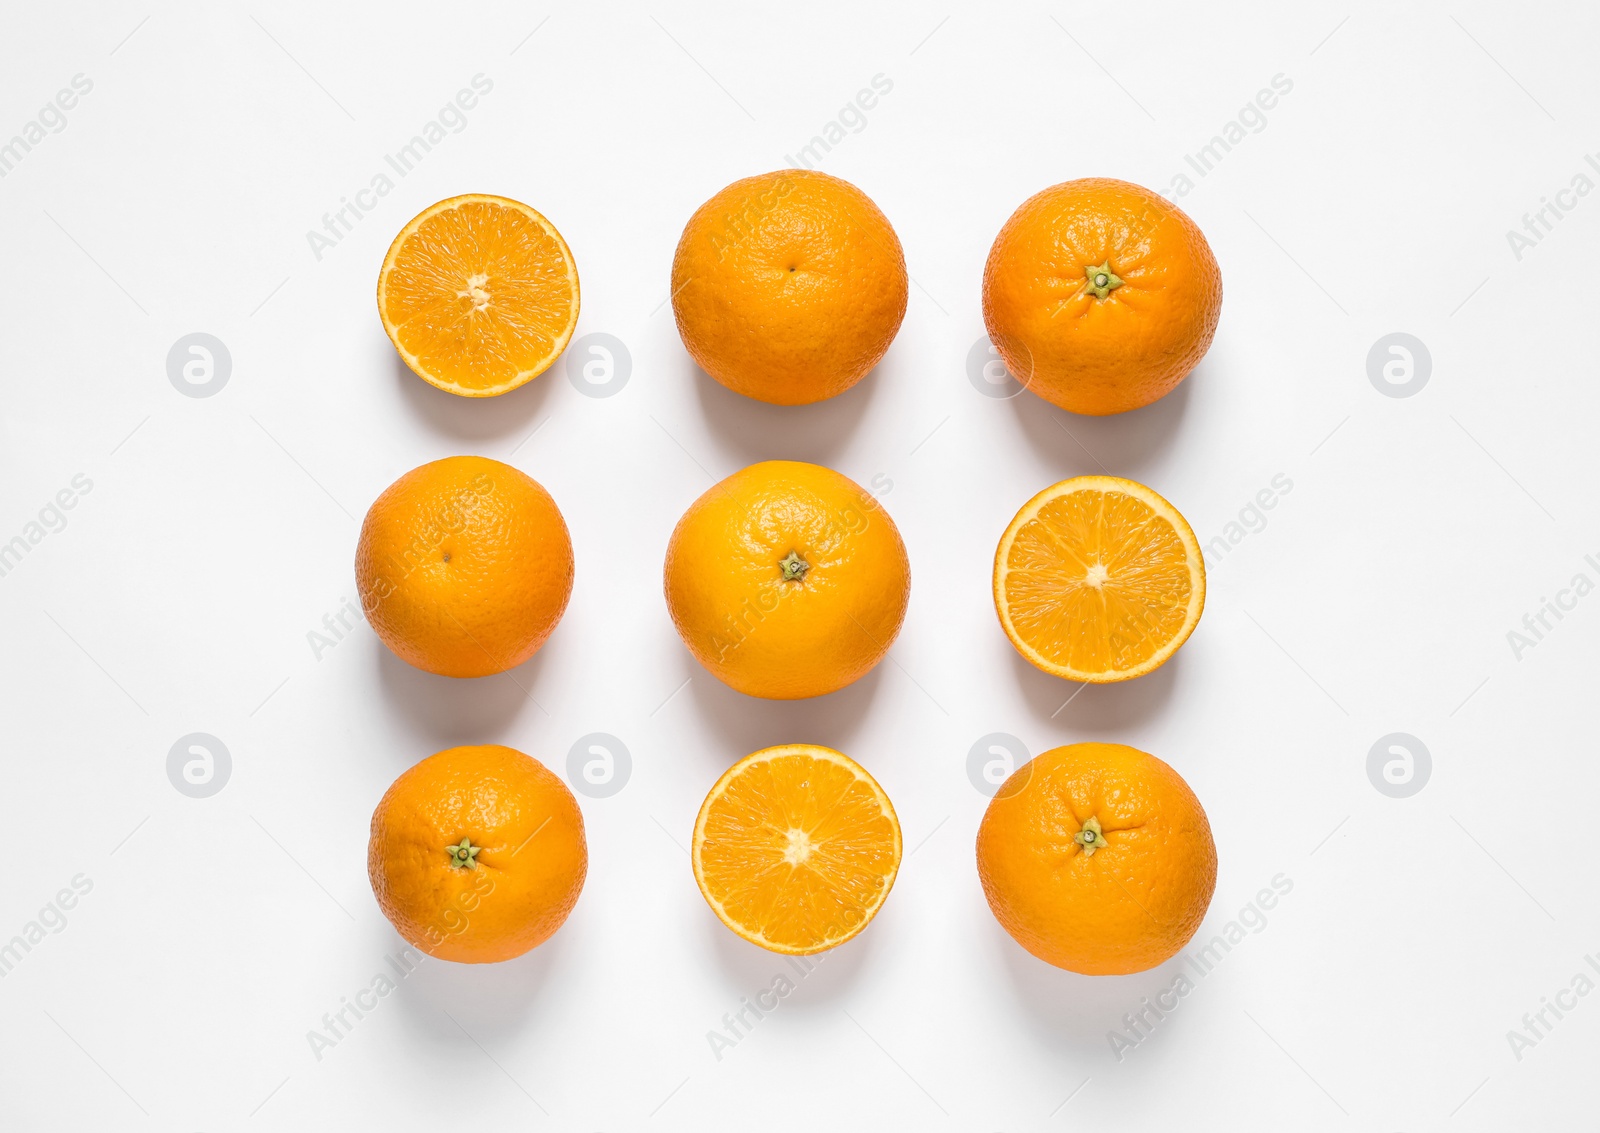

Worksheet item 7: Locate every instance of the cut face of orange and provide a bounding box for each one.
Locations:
[994,476,1204,682]
[692,744,901,955]
[377,194,580,397]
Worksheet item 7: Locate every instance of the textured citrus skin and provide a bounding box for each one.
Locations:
[356,456,573,678]
[982,178,1221,415]
[664,461,910,699]
[377,194,580,397]
[977,743,1217,975]
[671,170,908,405]
[369,745,587,963]
[692,744,901,955]
[993,475,1205,683]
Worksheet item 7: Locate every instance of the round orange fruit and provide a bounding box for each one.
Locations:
[976,742,1216,975]
[664,460,910,699]
[356,455,573,678]
[982,178,1221,415]
[693,744,901,955]
[994,475,1203,682]
[369,744,586,963]
[377,194,580,397]
[671,169,908,405]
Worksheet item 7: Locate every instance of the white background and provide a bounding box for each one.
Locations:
[2,1,1596,1128]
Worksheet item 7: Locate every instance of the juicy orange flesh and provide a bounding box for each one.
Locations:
[384,201,576,391]
[699,754,897,951]
[1004,490,1191,672]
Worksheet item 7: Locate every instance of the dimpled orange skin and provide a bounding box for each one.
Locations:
[355,456,573,679]
[976,743,1217,975]
[982,178,1222,416]
[368,745,586,964]
[671,169,908,405]
[664,461,910,700]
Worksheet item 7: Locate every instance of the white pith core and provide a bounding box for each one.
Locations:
[462,272,491,311]
[783,828,814,865]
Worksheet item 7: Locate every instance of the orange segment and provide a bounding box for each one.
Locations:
[377,194,580,397]
[994,475,1204,682]
[692,744,901,955]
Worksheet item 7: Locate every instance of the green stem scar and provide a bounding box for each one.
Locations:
[446,837,482,869]
[1075,816,1107,856]
[779,550,810,582]
[1083,261,1124,300]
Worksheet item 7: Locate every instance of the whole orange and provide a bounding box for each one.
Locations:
[671,169,908,405]
[368,744,586,963]
[355,455,573,678]
[976,742,1217,975]
[664,460,910,699]
[982,178,1222,415]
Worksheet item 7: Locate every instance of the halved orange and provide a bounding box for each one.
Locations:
[692,744,901,955]
[994,476,1204,682]
[377,194,580,397]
